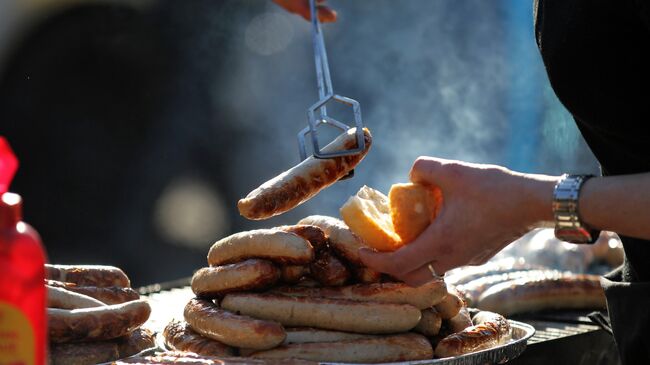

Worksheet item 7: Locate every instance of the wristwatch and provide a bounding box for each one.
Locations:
[552,174,600,244]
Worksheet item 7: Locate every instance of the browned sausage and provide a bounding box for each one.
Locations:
[476,274,606,316]
[45,264,130,288]
[448,306,474,333]
[191,259,280,298]
[115,351,315,364]
[277,225,328,250]
[183,298,286,350]
[164,319,235,356]
[221,293,421,334]
[434,311,511,358]
[46,285,106,309]
[309,249,350,286]
[238,128,372,220]
[271,280,447,309]
[414,308,442,336]
[207,229,314,266]
[280,265,310,284]
[48,299,151,343]
[46,280,139,304]
[251,333,433,363]
[352,267,383,283]
[434,291,463,319]
[297,215,367,265]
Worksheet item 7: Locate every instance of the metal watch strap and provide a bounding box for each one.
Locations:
[552,174,600,244]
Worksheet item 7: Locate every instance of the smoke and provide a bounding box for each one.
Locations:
[213,0,596,227]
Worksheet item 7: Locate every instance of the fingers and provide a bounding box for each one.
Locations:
[316,5,337,23]
[359,220,444,277]
[399,262,444,287]
[272,0,337,23]
[409,156,466,188]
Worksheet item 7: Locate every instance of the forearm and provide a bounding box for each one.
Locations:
[521,172,650,240]
[579,173,650,240]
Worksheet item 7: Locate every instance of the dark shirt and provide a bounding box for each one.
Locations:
[535,1,650,363]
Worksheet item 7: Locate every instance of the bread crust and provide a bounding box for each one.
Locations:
[208,229,314,266]
[164,319,235,356]
[191,259,280,298]
[183,298,286,350]
[238,128,372,220]
[221,293,421,334]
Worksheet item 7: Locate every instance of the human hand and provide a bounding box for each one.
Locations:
[359,156,558,287]
[272,0,337,23]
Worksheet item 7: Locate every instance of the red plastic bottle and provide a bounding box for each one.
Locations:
[0,138,47,365]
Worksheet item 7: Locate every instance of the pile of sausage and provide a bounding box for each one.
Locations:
[46,264,154,365]
[446,259,607,316]
[162,215,512,363]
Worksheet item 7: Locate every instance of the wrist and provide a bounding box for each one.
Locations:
[519,173,560,228]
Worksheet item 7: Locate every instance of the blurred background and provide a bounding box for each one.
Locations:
[0,0,602,286]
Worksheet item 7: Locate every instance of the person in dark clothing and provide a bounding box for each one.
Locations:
[354,1,650,364]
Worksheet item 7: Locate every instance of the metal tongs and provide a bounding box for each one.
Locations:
[297,0,365,179]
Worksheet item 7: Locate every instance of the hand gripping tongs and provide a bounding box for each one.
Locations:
[297,0,365,179]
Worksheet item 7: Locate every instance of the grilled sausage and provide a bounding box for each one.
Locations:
[164,319,235,357]
[47,285,106,309]
[434,291,463,319]
[476,274,606,316]
[277,225,328,250]
[283,328,377,344]
[221,293,421,334]
[271,280,447,310]
[448,306,474,333]
[280,265,310,284]
[46,280,139,304]
[297,215,367,265]
[45,264,130,288]
[456,269,563,306]
[48,299,151,343]
[309,249,350,286]
[207,229,313,266]
[183,298,285,350]
[414,308,442,336]
[238,128,372,220]
[434,311,511,358]
[352,267,383,283]
[115,351,315,364]
[49,327,155,365]
[251,333,433,363]
[191,259,280,298]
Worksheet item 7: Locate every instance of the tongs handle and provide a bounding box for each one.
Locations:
[310,0,333,108]
[297,0,365,169]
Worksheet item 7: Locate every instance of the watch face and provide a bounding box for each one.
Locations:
[555,227,596,244]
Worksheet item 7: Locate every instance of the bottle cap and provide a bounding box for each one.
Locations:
[0,192,22,227]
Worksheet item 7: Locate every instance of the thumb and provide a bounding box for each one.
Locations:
[409,156,460,188]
